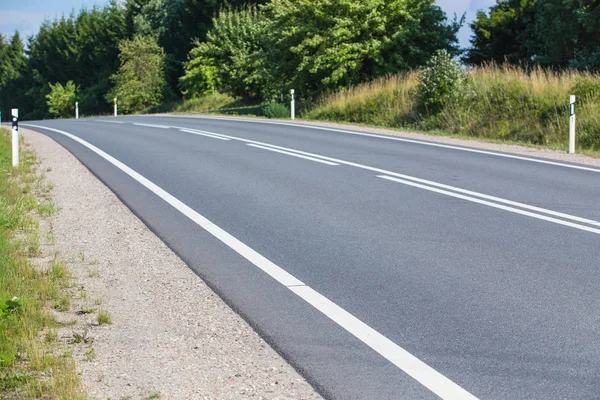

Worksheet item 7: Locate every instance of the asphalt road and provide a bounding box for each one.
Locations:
[21,116,600,399]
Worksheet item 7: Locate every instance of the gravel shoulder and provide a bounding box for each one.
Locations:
[21,127,321,400]
[168,114,600,168]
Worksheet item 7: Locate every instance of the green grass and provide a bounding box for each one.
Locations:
[0,128,84,399]
[97,310,112,325]
[304,65,600,153]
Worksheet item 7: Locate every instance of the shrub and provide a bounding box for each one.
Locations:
[415,50,470,115]
[46,81,78,118]
[261,102,290,119]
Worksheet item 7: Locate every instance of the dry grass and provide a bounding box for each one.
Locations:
[305,64,600,151]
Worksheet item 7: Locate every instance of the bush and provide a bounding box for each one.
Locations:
[261,102,290,119]
[174,92,237,112]
[46,81,78,118]
[415,50,470,115]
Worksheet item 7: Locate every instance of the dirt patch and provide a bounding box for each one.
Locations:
[21,128,321,400]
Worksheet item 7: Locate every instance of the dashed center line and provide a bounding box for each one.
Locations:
[247,144,339,165]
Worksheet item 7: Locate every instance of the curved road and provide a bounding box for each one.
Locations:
[23,116,600,399]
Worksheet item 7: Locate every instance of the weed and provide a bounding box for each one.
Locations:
[45,330,58,343]
[53,296,71,312]
[79,250,85,262]
[37,201,55,216]
[70,329,93,345]
[147,392,161,399]
[84,347,96,361]
[76,307,96,315]
[97,310,112,325]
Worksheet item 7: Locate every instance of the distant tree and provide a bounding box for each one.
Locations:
[260,0,461,98]
[0,32,28,116]
[180,6,267,99]
[463,0,535,66]
[107,35,170,113]
[46,81,78,118]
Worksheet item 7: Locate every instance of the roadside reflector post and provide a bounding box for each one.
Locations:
[11,108,19,167]
[569,95,576,154]
[114,97,118,117]
[290,89,295,120]
[75,101,79,119]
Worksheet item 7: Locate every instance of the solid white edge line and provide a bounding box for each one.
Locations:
[174,125,600,231]
[179,128,230,140]
[23,123,478,400]
[247,143,339,166]
[156,115,600,174]
[94,120,124,124]
[377,175,600,235]
[133,123,171,129]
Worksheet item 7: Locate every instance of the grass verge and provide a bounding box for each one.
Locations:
[0,127,85,399]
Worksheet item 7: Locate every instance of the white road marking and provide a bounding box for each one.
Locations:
[179,128,231,140]
[247,144,339,165]
[378,175,600,235]
[157,115,600,174]
[94,120,124,124]
[23,123,478,400]
[174,126,600,233]
[133,123,171,129]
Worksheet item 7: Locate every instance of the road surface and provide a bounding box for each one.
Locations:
[22,116,600,399]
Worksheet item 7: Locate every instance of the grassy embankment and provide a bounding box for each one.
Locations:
[305,65,600,153]
[166,65,600,154]
[0,128,84,399]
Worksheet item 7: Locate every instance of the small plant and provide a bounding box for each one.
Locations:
[53,296,71,312]
[84,347,96,361]
[415,49,471,115]
[88,269,100,278]
[37,201,55,217]
[79,250,85,262]
[97,310,112,325]
[45,330,58,343]
[1,296,22,318]
[147,392,161,399]
[261,101,290,119]
[70,329,93,344]
[76,307,96,315]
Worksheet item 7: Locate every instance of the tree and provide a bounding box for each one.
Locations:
[260,0,461,98]
[180,6,267,99]
[0,32,28,117]
[463,0,535,66]
[107,35,170,113]
[46,81,78,118]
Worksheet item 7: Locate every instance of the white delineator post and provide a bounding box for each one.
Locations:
[569,95,576,154]
[114,97,118,117]
[75,101,79,119]
[290,89,295,120]
[11,108,19,167]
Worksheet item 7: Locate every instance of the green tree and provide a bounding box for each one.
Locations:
[463,0,535,66]
[46,81,78,118]
[260,0,461,98]
[180,6,267,99]
[0,32,28,117]
[107,35,170,113]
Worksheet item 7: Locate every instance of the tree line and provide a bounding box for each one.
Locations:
[0,0,599,120]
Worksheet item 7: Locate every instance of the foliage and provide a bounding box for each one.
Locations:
[306,65,600,151]
[415,50,470,114]
[260,0,461,98]
[46,81,78,118]
[174,92,237,112]
[261,101,290,118]
[465,0,600,70]
[180,6,267,99]
[107,35,170,114]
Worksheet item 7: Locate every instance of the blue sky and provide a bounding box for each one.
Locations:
[0,0,496,48]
